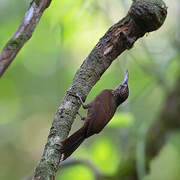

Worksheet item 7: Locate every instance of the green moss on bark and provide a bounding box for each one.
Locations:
[5,35,25,50]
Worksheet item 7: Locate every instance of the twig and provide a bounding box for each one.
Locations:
[60,158,104,179]
[146,76,180,166]
[0,0,52,77]
[32,0,167,179]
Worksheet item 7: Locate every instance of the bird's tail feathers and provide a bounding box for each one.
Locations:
[60,123,88,161]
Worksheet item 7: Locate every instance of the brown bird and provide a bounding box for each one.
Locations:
[60,71,129,161]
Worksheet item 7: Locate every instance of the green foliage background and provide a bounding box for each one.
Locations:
[0,0,180,180]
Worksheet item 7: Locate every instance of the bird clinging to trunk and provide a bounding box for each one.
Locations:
[60,71,129,161]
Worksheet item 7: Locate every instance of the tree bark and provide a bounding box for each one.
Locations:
[0,0,52,77]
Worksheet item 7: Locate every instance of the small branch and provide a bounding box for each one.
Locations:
[0,0,52,77]
[146,76,180,163]
[33,0,167,179]
[60,158,104,179]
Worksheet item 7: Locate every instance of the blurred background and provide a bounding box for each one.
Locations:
[0,0,180,180]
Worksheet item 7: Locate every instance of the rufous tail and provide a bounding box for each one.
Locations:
[60,123,88,161]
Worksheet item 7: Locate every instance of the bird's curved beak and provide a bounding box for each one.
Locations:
[122,70,129,85]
